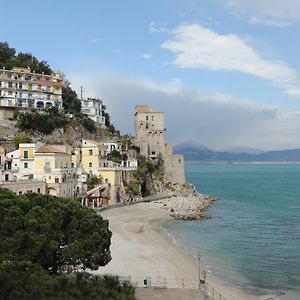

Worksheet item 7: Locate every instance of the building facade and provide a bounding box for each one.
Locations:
[34,145,78,199]
[0,67,63,109]
[81,97,106,126]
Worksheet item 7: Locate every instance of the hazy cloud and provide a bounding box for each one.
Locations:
[141,53,152,60]
[248,15,291,27]
[161,23,300,97]
[220,0,300,22]
[70,72,300,150]
[89,37,99,44]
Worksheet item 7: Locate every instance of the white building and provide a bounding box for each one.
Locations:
[103,142,119,154]
[0,67,63,109]
[81,97,106,126]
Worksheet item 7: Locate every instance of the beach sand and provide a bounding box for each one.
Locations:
[94,202,260,300]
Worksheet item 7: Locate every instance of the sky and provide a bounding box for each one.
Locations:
[2,0,300,150]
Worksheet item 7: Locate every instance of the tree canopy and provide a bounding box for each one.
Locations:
[0,188,137,299]
[62,85,82,114]
[0,42,52,74]
[0,188,111,273]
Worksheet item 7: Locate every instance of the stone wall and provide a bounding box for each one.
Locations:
[0,107,16,120]
[164,154,186,184]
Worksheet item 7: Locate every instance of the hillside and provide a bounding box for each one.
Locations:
[174,146,300,162]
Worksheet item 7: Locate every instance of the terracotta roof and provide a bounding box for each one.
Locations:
[35,145,68,154]
[34,80,63,85]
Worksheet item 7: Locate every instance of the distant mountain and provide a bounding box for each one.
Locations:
[222,147,264,155]
[174,146,300,162]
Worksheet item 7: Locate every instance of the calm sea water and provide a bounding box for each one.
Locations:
[164,163,300,297]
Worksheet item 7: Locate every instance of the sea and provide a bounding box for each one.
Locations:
[163,163,300,299]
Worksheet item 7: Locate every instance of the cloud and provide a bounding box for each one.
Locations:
[248,15,291,27]
[220,0,300,22]
[69,72,300,150]
[161,23,300,97]
[89,37,99,44]
[141,53,152,60]
[149,21,169,33]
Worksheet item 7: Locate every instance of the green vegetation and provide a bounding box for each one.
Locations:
[125,155,164,197]
[0,42,52,74]
[62,84,82,114]
[87,174,103,190]
[0,188,111,273]
[104,111,119,135]
[108,150,122,164]
[0,188,136,299]
[76,113,97,133]
[16,107,69,134]
[0,263,135,300]
[15,107,98,135]
[13,134,31,147]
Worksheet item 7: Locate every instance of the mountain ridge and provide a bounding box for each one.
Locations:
[174,145,300,162]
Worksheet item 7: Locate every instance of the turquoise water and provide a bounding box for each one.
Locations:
[164,163,300,296]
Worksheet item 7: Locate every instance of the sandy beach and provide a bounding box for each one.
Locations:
[94,201,262,300]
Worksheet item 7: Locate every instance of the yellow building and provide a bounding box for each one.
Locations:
[99,168,123,204]
[81,139,107,177]
[34,145,78,198]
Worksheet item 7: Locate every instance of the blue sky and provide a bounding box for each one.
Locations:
[2,0,300,150]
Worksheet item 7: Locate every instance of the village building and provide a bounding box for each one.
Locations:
[34,145,78,198]
[0,67,63,110]
[81,97,106,126]
[0,180,46,195]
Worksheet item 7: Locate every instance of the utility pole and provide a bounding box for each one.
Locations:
[80,85,83,100]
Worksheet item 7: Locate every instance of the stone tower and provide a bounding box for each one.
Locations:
[135,105,186,184]
[134,105,166,160]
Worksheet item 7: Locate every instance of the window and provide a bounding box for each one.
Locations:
[8,82,12,88]
[8,91,12,96]
[19,83,22,89]
[152,116,154,121]
[55,177,59,183]
[24,150,28,159]
[38,85,42,91]
[146,116,148,120]
[24,162,28,169]
[89,162,92,168]
[89,149,93,155]
[19,191,22,195]
[37,188,41,193]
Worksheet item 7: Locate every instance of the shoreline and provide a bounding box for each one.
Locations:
[94,201,261,300]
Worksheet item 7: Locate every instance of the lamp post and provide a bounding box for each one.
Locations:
[202,270,207,300]
[198,252,201,288]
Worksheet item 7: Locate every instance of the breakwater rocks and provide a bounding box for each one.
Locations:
[152,194,215,221]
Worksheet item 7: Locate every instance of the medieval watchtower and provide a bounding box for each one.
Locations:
[135,105,186,184]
